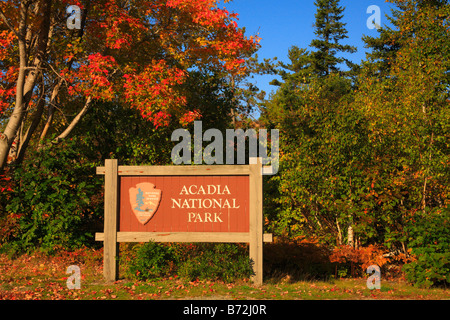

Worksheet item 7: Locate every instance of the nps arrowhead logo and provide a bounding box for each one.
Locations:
[129,183,162,225]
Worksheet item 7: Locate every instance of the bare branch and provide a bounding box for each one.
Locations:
[52,96,93,144]
[45,61,69,83]
[0,7,19,39]
[48,101,68,125]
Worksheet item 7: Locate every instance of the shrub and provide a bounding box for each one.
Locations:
[0,168,18,246]
[125,242,177,280]
[263,238,333,280]
[402,207,450,288]
[329,244,387,278]
[0,140,103,255]
[176,243,254,282]
[122,242,253,282]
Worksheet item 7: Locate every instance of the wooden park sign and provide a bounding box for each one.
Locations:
[95,158,272,285]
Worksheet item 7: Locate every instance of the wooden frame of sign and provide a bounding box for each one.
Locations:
[95,158,272,286]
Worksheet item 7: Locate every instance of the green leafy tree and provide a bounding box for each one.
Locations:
[263,74,372,246]
[263,0,449,259]
[403,207,450,288]
[262,0,361,245]
[353,0,449,258]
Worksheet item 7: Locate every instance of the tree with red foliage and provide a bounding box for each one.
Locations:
[0,0,259,171]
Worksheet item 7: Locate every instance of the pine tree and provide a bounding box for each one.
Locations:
[268,0,356,91]
[363,0,448,78]
[309,0,356,77]
[361,1,406,79]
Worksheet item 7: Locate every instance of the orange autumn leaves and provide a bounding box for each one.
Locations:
[77,0,257,126]
[0,0,259,127]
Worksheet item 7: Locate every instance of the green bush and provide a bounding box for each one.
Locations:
[0,140,103,255]
[122,242,253,282]
[177,243,254,282]
[126,242,177,280]
[403,207,450,288]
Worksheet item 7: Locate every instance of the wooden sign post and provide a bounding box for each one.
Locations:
[96,158,271,285]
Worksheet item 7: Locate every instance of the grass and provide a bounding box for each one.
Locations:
[0,248,449,300]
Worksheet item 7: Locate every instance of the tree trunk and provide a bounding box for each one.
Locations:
[7,134,20,164]
[422,132,434,212]
[0,3,29,171]
[0,0,52,172]
[347,225,354,247]
[336,218,342,245]
[16,95,46,163]
[38,78,63,148]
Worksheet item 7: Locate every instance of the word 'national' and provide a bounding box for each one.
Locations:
[171,198,240,209]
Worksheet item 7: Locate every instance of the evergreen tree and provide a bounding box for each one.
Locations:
[268,0,355,91]
[361,1,406,79]
[309,0,356,77]
[363,0,448,78]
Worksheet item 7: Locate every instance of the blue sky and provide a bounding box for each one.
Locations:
[221,0,397,95]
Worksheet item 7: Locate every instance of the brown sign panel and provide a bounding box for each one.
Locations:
[120,175,250,233]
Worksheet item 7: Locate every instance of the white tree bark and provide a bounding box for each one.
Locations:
[0,0,52,171]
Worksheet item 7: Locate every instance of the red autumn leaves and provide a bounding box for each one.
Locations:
[0,0,259,128]
[64,53,117,101]
[122,61,187,127]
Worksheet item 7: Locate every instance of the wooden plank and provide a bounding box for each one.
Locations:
[97,165,251,176]
[249,157,263,286]
[103,159,119,282]
[96,232,272,243]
